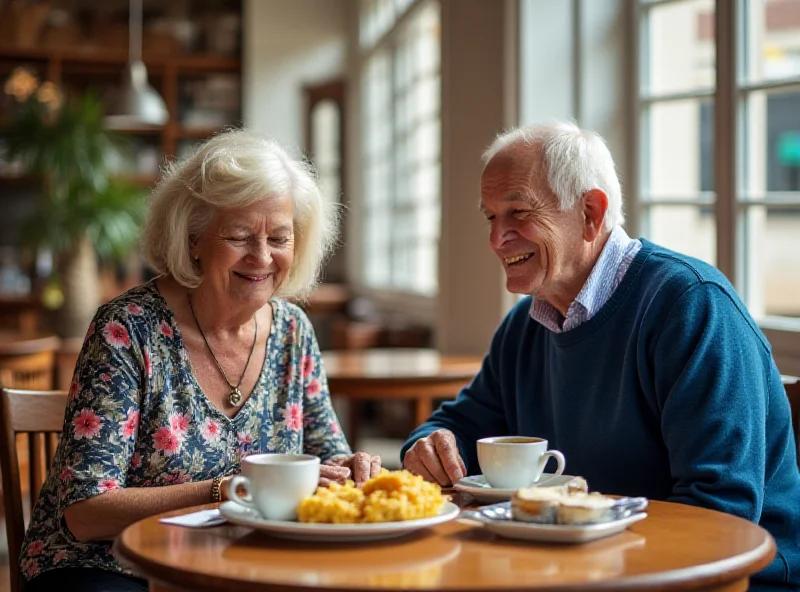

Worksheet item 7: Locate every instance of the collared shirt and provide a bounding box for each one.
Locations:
[530,226,642,333]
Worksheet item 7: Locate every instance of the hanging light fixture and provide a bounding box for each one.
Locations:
[105,0,169,129]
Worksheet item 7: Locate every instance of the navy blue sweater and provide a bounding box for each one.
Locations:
[402,240,800,587]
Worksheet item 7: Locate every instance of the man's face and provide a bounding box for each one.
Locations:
[479,151,586,300]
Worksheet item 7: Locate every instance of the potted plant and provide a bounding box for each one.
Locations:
[3,67,146,338]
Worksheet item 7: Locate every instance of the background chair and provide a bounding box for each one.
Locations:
[0,386,67,592]
[0,333,59,391]
[782,375,800,467]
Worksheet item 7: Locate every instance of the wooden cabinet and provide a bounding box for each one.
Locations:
[0,2,243,304]
[0,46,242,182]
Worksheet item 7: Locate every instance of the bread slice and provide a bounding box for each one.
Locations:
[563,476,589,494]
[556,492,615,525]
[510,486,565,523]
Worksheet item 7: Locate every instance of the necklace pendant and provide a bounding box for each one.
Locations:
[228,387,243,407]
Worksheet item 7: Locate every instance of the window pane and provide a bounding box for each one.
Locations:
[743,206,800,318]
[643,99,714,198]
[411,164,439,203]
[360,0,396,48]
[743,0,800,83]
[365,211,392,287]
[642,205,716,265]
[311,101,341,206]
[392,209,415,287]
[413,201,440,241]
[360,1,440,295]
[742,89,800,196]
[644,0,715,96]
[413,239,438,296]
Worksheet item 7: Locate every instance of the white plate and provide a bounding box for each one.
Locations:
[219,501,461,542]
[459,505,648,544]
[453,474,578,503]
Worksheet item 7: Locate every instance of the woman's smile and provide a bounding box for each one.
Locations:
[233,271,272,283]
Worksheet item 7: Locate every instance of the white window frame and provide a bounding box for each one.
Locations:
[632,0,800,372]
[353,0,441,316]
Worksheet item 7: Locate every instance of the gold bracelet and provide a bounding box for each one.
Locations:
[211,475,224,503]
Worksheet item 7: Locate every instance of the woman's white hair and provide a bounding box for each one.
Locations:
[482,121,624,230]
[143,129,339,300]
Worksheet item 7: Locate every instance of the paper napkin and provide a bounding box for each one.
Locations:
[159,509,227,528]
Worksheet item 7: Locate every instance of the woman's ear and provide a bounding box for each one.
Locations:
[582,189,609,241]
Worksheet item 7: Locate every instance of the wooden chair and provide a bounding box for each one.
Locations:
[0,295,45,335]
[0,387,67,592]
[0,332,60,390]
[782,375,800,467]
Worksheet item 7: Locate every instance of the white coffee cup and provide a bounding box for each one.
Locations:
[226,453,320,521]
[477,436,566,489]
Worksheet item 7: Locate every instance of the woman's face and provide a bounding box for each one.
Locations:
[193,194,295,307]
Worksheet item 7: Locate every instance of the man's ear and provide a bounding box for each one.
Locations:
[582,189,609,241]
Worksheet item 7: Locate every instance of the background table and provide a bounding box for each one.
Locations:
[321,348,483,447]
[115,499,775,592]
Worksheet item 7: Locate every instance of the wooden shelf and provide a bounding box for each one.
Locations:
[0,173,158,188]
[0,174,36,186]
[112,127,165,136]
[0,46,240,73]
[172,55,241,73]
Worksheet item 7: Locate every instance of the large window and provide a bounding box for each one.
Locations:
[359,0,441,296]
[638,0,800,321]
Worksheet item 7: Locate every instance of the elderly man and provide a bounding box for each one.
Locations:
[401,122,799,589]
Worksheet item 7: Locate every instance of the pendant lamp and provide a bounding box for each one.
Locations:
[105,0,169,128]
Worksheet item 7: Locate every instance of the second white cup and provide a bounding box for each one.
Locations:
[226,453,320,521]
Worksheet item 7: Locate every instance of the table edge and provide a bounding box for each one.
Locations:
[326,375,478,386]
[114,505,777,592]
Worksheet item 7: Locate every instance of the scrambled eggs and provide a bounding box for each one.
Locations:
[297,470,445,523]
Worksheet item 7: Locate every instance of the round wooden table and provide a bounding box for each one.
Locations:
[321,348,483,447]
[115,499,775,592]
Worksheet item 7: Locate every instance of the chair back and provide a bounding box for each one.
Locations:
[781,375,800,467]
[0,350,56,390]
[0,333,60,390]
[0,387,67,592]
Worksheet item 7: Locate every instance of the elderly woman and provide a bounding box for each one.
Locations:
[22,130,380,592]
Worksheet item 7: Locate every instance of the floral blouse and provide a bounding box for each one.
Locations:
[21,280,350,581]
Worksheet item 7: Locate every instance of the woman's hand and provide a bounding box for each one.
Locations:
[323,452,382,487]
[319,464,352,487]
[219,475,238,501]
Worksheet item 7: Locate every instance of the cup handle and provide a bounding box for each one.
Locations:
[538,450,565,479]
[226,475,256,511]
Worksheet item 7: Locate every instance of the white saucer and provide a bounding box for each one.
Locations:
[453,474,577,503]
[459,504,648,544]
[219,501,460,543]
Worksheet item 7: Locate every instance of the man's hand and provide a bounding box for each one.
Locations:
[403,429,466,486]
[323,452,382,487]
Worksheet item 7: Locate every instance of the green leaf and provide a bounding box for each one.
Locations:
[4,90,145,263]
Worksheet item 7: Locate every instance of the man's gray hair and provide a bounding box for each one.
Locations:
[483,121,624,230]
[143,129,339,299]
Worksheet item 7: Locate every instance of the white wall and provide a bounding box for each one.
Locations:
[243,0,348,150]
[436,0,519,354]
